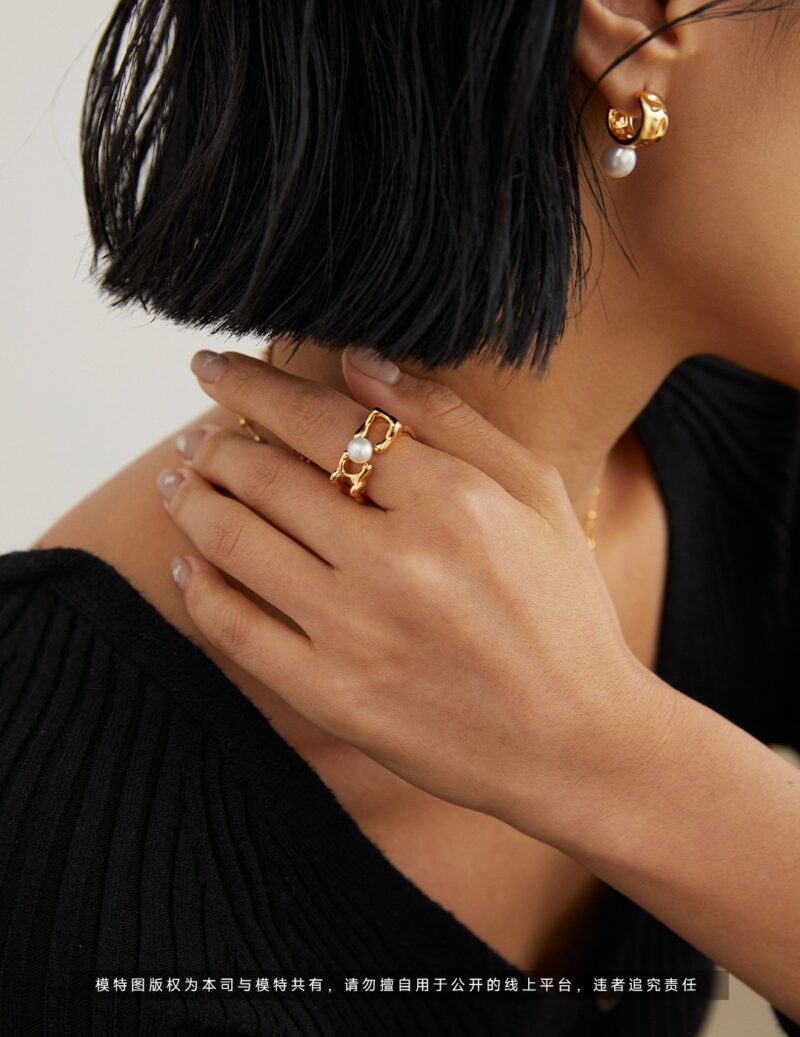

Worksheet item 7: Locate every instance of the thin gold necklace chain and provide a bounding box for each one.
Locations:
[582,483,601,553]
[236,341,601,551]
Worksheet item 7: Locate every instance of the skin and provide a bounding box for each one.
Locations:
[32,0,800,1019]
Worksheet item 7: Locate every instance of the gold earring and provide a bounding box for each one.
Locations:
[602,90,669,178]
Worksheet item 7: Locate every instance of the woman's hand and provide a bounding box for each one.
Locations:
[156,345,675,850]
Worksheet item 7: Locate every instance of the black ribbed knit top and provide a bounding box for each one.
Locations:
[0,355,798,1037]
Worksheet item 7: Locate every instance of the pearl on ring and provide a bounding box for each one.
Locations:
[601,143,637,178]
[346,436,373,463]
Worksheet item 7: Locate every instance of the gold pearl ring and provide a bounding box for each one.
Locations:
[330,408,416,504]
[235,342,599,546]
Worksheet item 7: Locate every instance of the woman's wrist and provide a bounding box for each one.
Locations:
[497,653,683,859]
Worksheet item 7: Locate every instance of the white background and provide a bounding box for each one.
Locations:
[0,4,790,1034]
[0,1,264,554]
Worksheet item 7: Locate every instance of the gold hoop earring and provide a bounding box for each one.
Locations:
[601,90,669,179]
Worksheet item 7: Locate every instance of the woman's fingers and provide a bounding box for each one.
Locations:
[156,465,337,631]
[174,424,378,568]
[190,349,454,511]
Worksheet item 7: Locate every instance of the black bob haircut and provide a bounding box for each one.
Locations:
[81,0,784,374]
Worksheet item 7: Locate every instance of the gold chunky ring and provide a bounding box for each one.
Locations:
[330,408,416,503]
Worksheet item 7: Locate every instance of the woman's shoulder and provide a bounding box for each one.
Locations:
[27,409,204,616]
[0,537,315,921]
[14,404,252,693]
[0,404,265,772]
[0,400,323,796]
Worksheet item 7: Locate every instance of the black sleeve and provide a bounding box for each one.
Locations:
[0,564,193,1035]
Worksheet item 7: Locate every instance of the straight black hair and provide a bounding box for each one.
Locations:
[81,0,786,374]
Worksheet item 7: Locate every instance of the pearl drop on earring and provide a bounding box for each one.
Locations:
[601,144,637,178]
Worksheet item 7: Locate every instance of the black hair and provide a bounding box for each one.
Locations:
[80,0,786,374]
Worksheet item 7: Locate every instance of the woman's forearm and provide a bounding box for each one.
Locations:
[536,665,800,1024]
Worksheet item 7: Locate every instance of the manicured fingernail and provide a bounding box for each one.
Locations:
[156,468,185,500]
[174,427,207,460]
[345,345,401,384]
[191,350,228,383]
[170,555,192,589]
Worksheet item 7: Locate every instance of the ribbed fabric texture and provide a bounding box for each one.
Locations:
[0,355,798,1036]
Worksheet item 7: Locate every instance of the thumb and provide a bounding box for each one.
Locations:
[341,345,561,508]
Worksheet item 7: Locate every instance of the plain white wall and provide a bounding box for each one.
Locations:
[0,5,793,1035]
[0,0,264,554]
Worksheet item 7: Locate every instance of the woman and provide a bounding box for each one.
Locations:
[1,0,798,1034]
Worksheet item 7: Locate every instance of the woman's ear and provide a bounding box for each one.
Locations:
[575,0,682,109]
